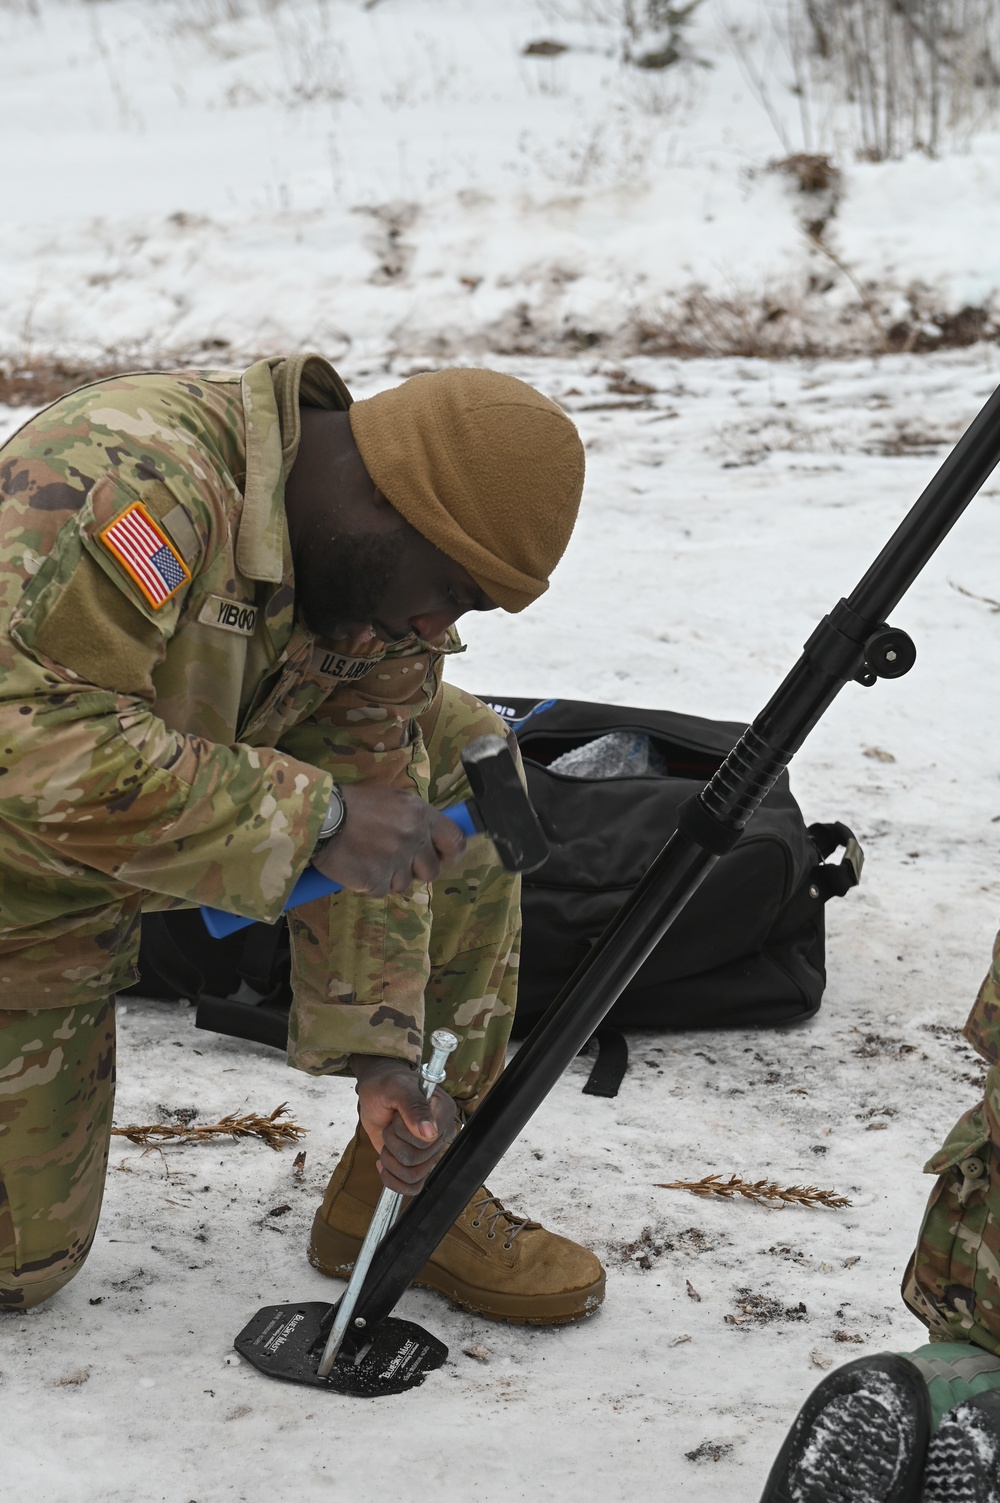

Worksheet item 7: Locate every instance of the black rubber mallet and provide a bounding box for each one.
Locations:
[202,732,548,938]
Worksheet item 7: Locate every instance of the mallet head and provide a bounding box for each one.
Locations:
[460,734,549,874]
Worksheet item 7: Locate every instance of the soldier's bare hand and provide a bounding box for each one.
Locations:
[350,1054,457,1194]
[312,786,465,897]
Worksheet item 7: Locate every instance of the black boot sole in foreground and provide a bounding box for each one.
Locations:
[921,1387,1000,1503]
[759,1354,931,1503]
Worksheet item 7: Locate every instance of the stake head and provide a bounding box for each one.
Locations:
[233,1301,448,1397]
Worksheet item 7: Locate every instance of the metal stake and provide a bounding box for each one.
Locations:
[316,1028,459,1377]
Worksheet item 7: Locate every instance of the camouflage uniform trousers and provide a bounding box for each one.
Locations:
[902,925,1000,1354]
[902,1063,1000,1352]
[905,1341,1000,1430]
[0,686,519,1309]
[286,683,521,1112]
[0,999,115,1309]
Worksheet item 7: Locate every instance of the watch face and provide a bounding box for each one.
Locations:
[320,788,345,840]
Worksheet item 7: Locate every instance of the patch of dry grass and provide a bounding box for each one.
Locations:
[0,355,128,408]
[2,276,998,403]
[657,1173,852,1209]
[111,1104,307,1151]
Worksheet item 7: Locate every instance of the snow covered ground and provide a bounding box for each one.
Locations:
[3,0,1000,366]
[4,1,1000,1499]
[6,347,1000,1502]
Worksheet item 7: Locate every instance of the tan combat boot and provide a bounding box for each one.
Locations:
[308,1127,606,1325]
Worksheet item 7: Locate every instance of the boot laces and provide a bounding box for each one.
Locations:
[469,1193,530,1249]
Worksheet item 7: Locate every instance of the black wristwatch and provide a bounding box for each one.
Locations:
[313,785,347,856]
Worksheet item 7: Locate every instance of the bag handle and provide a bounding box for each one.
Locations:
[580,1028,629,1098]
[807,821,865,900]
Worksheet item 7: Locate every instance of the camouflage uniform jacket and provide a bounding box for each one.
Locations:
[0,355,453,1026]
[965,928,1000,1066]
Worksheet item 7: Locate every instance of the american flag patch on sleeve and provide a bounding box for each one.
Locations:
[98,502,191,609]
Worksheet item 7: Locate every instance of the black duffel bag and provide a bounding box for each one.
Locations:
[479,695,862,1038]
[130,697,861,1065]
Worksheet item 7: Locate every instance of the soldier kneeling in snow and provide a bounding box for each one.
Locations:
[0,354,605,1327]
[761,934,1000,1501]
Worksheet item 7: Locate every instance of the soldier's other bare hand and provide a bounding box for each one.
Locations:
[350,1054,457,1193]
[312,786,465,897]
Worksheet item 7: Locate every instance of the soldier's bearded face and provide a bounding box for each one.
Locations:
[294,514,494,647]
[295,528,408,641]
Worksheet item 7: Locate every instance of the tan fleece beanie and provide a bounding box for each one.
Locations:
[348,368,585,612]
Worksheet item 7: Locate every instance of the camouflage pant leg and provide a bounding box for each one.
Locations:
[902,1065,1000,1351]
[287,683,520,1102]
[0,1000,115,1309]
[419,685,521,1113]
[903,1341,1000,1431]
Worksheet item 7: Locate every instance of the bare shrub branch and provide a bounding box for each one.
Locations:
[724,1,1000,160]
[800,0,1000,159]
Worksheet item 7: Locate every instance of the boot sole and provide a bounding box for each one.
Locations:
[758,1354,929,1503]
[921,1402,1000,1502]
[308,1212,606,1327]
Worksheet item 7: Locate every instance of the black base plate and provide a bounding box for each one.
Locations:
[234,1302,448,1397]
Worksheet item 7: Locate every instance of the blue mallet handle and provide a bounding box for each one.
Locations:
[201,800,478,939]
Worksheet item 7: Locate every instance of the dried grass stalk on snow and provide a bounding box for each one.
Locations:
[656,1172,851,1209]
[111,1104,307,1151]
